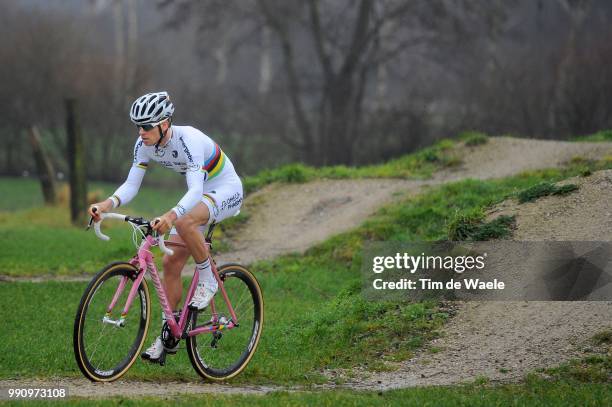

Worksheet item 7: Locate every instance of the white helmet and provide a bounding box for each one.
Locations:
[130,91,175,125]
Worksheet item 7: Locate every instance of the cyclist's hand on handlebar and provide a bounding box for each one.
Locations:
[151,210,177,235]
[88,200,113,222]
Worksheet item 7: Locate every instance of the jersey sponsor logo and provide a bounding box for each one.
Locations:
[186,162,200,172]
[172,150,178,158]
[154,147,166,157]
[175,204,186,216]
[179,136,194,163]
[220,192,243,212]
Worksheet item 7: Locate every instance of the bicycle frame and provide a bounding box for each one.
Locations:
[103,234,239,340]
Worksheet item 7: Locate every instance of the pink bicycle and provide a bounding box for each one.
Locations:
[73,212,264,382]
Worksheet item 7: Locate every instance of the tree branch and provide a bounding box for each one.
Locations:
[341,0,373,75]
[308,0,333,78]
[256,0,314,152]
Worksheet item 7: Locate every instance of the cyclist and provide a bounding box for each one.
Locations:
[88,91,243,363]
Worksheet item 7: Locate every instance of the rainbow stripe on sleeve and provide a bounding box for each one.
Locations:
[135,162,148,170]
[202,143,226,180]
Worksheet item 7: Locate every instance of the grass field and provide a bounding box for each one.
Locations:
[0,178,184,213]
[2,158,610,388]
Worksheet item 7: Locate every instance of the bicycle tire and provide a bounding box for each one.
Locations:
[186,263,264,381]
[73,262,151,382]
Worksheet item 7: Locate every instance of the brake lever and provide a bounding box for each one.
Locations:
[85,206,99,231]
[85,216,95,231]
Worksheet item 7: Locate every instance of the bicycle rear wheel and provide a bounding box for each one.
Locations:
[186,264,263,381]
[73,262,150,382]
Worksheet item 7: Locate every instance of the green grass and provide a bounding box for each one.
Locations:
[517,182,579,203]
[538,355,611,384]
[458,131,489,146]
[572,129,612,142]
[0,274,441,385]
[0,177,184,214]
[242,138,461,193]
[533,329,612,384]
[6,380,611,406]
[0,206,166,277]
[592,329,612,345]
[447,212,515,241]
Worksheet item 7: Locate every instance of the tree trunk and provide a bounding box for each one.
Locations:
[547,0,591,136]
[322,76,357,165]
[66,98,88,225]
[28,126,57,205]
[5,138,13,175]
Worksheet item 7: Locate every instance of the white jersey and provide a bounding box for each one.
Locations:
[112,125,240,218]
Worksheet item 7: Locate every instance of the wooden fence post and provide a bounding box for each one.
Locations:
[28,126,57,205]
[65,98,88,225]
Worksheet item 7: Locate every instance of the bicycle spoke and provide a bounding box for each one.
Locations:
[86,324,109,365]
[228,290,250,313]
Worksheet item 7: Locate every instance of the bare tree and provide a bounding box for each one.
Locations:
[163,0,517,165]
[0,1,153,179]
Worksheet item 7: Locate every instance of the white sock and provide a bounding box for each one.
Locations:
[160,310,180,333]
[196,259,218,290]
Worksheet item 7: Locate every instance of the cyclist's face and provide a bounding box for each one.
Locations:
[139,120,170,146]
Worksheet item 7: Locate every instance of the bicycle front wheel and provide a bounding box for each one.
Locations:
[186,264,264,381]
[73,262,151,382]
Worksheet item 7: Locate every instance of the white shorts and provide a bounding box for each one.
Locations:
[169,177,243,235]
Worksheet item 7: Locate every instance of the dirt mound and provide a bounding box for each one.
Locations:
[200,137,611,269]
[212,179,428,266]
[432,137,610,182]
[486,169,612,241]
[342,170,612,390]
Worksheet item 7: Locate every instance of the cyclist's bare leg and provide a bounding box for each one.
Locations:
[174,202,211,265]
[162,234,191,311]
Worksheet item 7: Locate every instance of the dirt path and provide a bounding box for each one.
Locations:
[339,301,611,390]
[0,377,285,399]
[210,178,429,267]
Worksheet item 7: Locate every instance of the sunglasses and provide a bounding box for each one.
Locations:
[137,119,167,131]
